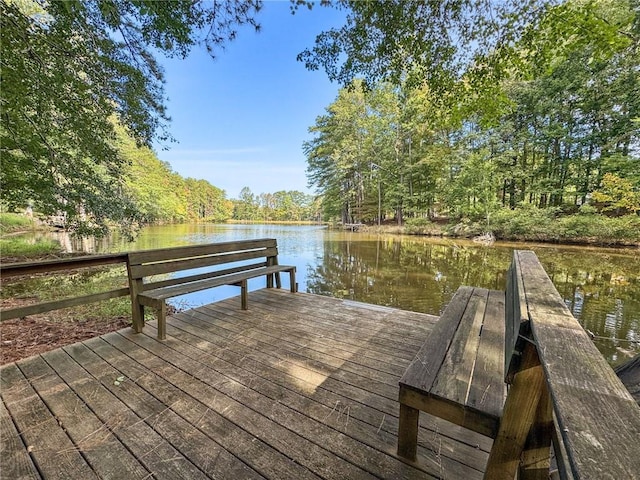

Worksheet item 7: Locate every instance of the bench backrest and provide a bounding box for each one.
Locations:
[504,251,530,382]
[127,238,279,291]
[503,250,640,479]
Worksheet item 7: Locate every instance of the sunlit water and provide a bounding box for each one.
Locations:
[10,224,640,365]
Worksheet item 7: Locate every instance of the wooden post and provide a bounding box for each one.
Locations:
[241,279,248,310]
[290,270,297,293]
[520,378,553,480]
[155,302,166,340]
[266,256,274,288]
[126,258,145,334]
[397,401,420,461]
[484,342,551,480]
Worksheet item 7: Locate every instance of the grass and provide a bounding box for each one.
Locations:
[0,237,61,257]
[0,212,35,234]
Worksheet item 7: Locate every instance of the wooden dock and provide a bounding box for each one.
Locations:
[1,289,492,480]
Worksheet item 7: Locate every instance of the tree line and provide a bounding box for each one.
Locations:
[119,127,319,226]
[304,0,639,226]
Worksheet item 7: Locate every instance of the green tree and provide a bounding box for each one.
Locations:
[592,173,640,214]
[1,0,261,234]
[233,187,259,220]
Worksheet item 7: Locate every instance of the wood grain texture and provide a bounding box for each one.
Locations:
[0,253,127,278]
[516,250,640,480]
[400,287,473,392]
[1,290,492,480]
[0,399,40,479]
[484,343,547,480]
[399,286,506,444]
[1,363,99,479]
[468,289,506,419]
[127,238,277,264]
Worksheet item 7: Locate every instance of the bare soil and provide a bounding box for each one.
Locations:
[1,252,133,365]
[1,313,130,365]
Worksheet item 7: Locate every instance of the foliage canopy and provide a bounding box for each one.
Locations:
[1,0,261,235]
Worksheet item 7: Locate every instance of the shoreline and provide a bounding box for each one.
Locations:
[348,223,640,249]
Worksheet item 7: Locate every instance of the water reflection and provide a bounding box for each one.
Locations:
[8,225,639,365]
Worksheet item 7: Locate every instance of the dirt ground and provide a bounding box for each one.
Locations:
[1,314,131,365]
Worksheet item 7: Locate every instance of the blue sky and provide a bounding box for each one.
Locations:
[153,2,345,199]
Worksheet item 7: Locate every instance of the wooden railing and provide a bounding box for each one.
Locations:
[486,251,640,479]
[0,254,129,321]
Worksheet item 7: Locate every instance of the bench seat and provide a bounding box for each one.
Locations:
[398,286,506,460]
[138,265,295,304]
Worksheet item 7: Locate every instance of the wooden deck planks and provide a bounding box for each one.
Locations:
[155,309,491,455]
[1,290,492,479]
[0,398,40,479]
[141,319,488,477]
[1,363,98,479]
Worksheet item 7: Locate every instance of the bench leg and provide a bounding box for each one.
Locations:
[266,273,274,289]
[241,279,248,310]
[290,269,296,293]
[397,402,420,461]
[131,300,145,333]
[275,272,282,289]
[156,302,167,340]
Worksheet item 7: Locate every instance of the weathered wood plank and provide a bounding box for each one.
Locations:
[0,253,127,278]
[0,399,41,479]
[161,314,491,456]
[1,287,130,322]
[516,250,640,480]
[255,289,434,344]
[233,290,431,353]
[0,363,99,479]
[432,288,488,408]
[127,238,277,265]
[191,303,411,380]
[62,340,265,480]
[173,306,401,401]
[140,260,267,290]
[1,289,497,479]
[41,347,212,480]
[467,289,506,420]
[143,318,489,477]
[16,355,151,479]
[115,329,449,480]
[400,287,474,393]
[505,252,530,382]
[130,247,277,278]
[83,335,317,480]
[103,332,382,480]
[141,265,293,300]
[484,342,547,480]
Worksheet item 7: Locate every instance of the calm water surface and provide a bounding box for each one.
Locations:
[13,224,640,365]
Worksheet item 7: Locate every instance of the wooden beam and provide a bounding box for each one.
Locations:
[484,342,547,480]
[0,288,130,321]
[0,254,127,277]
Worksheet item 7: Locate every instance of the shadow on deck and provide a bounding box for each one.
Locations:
[1,289,492,480]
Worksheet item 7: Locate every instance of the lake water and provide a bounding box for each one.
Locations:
[13,224,640,365]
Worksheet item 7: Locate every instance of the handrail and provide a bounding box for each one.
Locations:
[0,254,130,321]
[512,251,640,479]
[0,253,128,277]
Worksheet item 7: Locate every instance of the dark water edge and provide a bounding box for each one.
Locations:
[5,225,639,366]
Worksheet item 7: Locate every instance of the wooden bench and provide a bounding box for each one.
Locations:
[398,251,640,479]
[397,287,506,460]
[127,239,296,340]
